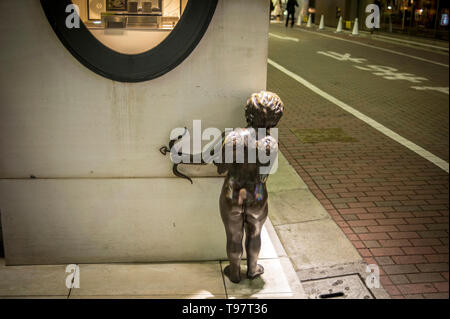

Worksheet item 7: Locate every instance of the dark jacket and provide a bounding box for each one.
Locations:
[286,0,299,13]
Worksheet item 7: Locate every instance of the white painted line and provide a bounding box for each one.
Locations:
[373,34,449,52]
[268,58,449,173]
[411,86,449,95]
[269,33,300,42]
[295,28,449,68]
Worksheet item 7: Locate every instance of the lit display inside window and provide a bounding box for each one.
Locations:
[72,0,189,54]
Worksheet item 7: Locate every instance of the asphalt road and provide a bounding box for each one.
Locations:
[267,23,449,162]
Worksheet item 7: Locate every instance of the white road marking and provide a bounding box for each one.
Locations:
[317,51,367,63]
[354,65,428,83]
[295,28,449,68]
[269,33,300,42]
[411,86,449,95]
[268,58,449,173]
[372,34,449,52]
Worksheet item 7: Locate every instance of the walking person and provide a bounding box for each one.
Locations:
[273,0,282,22]
[285,0,299,28]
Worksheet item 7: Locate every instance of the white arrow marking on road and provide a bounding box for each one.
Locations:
[268,58,449,173]
[269,33,300,42]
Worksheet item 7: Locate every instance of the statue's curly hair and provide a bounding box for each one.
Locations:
[245,91,284,128]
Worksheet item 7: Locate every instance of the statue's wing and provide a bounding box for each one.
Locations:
[257,135,279,182]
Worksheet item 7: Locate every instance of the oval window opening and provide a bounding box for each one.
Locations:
[41,0,218,82]
[73,0,189,55]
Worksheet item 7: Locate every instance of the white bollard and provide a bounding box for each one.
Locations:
[297,12,303,26]
[319,14,325,30]
[352,18,359,36]
[306,14,312,28]
[335,16,343,33]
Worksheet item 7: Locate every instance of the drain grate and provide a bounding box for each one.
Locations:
[290,128,358,144]
[302,274,373,299]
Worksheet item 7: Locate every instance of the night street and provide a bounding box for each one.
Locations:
[268,22,449,299]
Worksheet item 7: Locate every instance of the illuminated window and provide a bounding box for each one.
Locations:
[72,0,189,54]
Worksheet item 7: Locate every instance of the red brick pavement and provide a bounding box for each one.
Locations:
[268,67,449,299]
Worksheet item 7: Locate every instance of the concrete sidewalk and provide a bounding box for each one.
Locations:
[0,152,388,299]
[0,215,303,299]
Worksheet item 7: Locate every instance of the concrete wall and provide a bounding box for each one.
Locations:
[0,0,270,265]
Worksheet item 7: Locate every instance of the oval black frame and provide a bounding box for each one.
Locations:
[40,0,218,82]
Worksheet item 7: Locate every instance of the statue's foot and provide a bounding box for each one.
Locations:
[224,265,241,283]
[247,264,264,279]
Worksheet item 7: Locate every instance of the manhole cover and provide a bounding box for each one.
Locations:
[302,274,373,299]
[291,128,358,144]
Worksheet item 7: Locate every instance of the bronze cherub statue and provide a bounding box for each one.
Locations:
[160,91,284,283]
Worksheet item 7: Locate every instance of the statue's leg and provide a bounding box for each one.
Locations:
[244,203,268,279]
[220,195,245,283]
